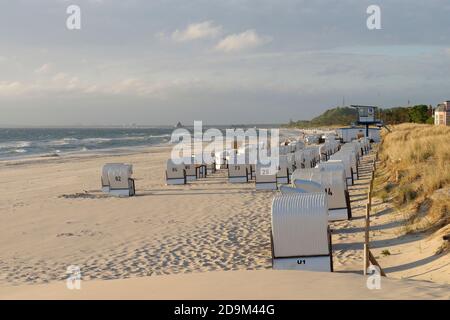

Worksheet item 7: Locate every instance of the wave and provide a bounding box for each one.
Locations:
[147,134,171,139]
[0,128,174,159]
[45,138,78,146]
[41,135,171,148]
[0,141,31,149]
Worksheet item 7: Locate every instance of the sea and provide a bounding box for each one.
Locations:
[0,125,284,160]
[0,127,174,160]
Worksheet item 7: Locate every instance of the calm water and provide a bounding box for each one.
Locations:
[0,127,174,159]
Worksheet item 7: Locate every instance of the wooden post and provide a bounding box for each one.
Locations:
[368,251,387,277]
[363,244,369,275]
[363,148,387,277]
[363,203,370,275]
[371,172,374,188]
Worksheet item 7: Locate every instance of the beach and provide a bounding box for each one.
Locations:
[0,141,448,299]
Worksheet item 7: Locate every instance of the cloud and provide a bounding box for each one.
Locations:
[171,21,222,42]
[214,30,271,53]
[0,81,24,96]
[52,72,68,81]
[34,63,51,74]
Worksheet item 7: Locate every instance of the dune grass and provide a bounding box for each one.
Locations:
[375,124,450,237]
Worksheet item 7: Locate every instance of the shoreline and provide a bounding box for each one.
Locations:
[0,143,173,166]
[0,127,303,164]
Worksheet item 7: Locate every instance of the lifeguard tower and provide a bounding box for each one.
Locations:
[351,105,383,137]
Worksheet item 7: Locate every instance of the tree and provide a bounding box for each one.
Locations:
[408,105,429,123]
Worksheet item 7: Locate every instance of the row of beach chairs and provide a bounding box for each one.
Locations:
[162,135,343,189]
[270,137,372,272]
[99,136,369,200]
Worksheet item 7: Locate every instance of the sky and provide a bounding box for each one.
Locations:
[0,0,450,126]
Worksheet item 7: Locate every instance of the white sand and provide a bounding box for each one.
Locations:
[1,270,449,300]
[0,144,448,299]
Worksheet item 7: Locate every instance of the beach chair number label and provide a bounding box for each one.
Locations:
[297,259,306,265]
[115,176,121,182]
[325,188,333,195]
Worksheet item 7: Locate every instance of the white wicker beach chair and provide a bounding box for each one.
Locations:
[271,193,333,272]
[276,155,290,184]
[293,167,351,221]
[215,151,228,170]
[166,159,186,185]
[255,163,278,190]
[101,163,121,192]
[102,163,135,197]
[317,160,348,189]
[330,152,355,185]
[228,164,249,183]
[279,185,307,194]
[183,163,197,181]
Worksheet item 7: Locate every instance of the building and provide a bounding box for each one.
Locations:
[434,101,450,126]
[336,127,381,143]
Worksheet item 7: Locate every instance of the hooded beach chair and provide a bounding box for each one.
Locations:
[286,153,296,173]
[165,159,187,185]
[293,168,351,221]
[294,150,306,169]
[215,151,228,170]
[360,137,370,154]
[319,144,329,162]
[246,163,255,180]
[102,163,135,197]
[271,193,333,272]
[287,142,296,153]
[184,162,198,181]
[342,148,358,180]
[102,163,121,193]
[291,177,323,193]
[279,185,307,194]
[190,155,207,179]
[255,163,278,190]
[276,155,290,184]
[317,160,348,189]
[228,164,249,183]
[341,143,360,169]
[330,152,355,185]
[279,144,289,155]
[206,161,216,175]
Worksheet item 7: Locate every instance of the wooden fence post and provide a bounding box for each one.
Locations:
[369,251,387,277]
[363,151,387,277]
[363,203,370,275]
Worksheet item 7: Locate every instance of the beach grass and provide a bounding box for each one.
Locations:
[375,124,450,240]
